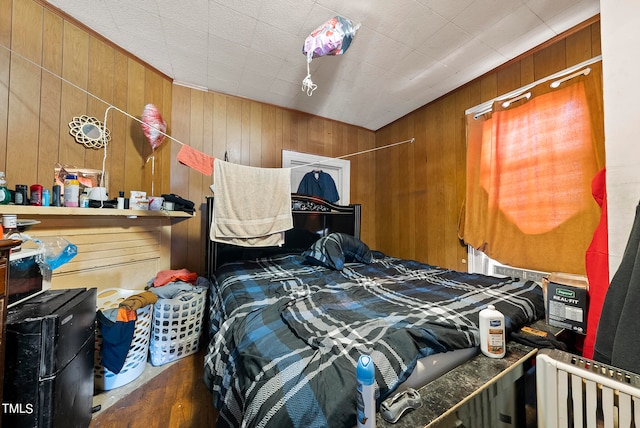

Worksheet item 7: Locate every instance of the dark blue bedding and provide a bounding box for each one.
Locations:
[203,253,544,427]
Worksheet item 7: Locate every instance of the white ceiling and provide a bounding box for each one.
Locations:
[45,0,600,131]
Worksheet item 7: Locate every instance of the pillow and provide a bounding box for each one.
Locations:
[303,232,373,270]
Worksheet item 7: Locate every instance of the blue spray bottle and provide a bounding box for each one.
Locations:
[356,354,376,428]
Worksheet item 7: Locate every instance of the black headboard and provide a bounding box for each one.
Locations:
[205,194,361,277]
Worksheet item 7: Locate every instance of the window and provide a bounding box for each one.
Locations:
[460,62,605,274]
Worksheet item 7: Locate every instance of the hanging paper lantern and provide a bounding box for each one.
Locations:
[301,16,359,95]
[141,104,167,151]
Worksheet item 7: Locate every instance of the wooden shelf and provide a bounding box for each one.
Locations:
[0,205,194,218]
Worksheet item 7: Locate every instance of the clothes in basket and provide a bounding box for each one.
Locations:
[148,275,209,366]
[94,289,155,391]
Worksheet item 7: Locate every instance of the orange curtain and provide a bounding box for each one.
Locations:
[461,65,605,274]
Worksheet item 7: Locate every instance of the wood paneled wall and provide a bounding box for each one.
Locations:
[20,213,172,292]
[0,0,172,199]
[0,0,176,290]
[374,18,602,272]
[169,86,376,275]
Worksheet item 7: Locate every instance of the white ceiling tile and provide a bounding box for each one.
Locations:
[453,0,525,37]
[245,51,288,79]
[251,21,302,60]
[240,66,277,90]
[353,27,414,71]
[531,0,601,34]
[277,59,310,86]
[208,56,244,78]
[208,36,250,65]
[259,0,315,34]
[358,1,412,35]
[298,3,340,35]
[476,5,544,51]
[416,22,473,61]
[387,50,436,83]
[212,0,264,19]
[44,0,600,130]
[315,0,403,34]
[495,25,556,59]
[207,73,240,95]
[330,60,387,90]
[208,2,258,47]
[525,0,587,23]
[270,78,301,98]
[402,60,453,91]
[388,3,449,49]
[128,0,159,14]
[417,0,475,21]
[162,22,208,53]
[439,37,506,74]
[156,0,209,31]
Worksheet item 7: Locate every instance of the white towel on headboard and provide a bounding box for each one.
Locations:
[210,159,293,247]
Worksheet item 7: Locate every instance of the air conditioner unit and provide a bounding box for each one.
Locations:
[467,246,547,283]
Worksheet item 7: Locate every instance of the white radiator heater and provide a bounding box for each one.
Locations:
[536,349,640,428]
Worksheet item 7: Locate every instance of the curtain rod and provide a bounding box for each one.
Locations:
[550,68,591,88]
[465,55,602,117]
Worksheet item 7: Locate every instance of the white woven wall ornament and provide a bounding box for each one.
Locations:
[69,115,111,149]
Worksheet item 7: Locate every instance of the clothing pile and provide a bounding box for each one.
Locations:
[97,269,208,375]
[96,290,158,374]
[146,268,209,300]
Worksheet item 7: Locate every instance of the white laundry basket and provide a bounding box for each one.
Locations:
[149,290,206,366]
[94,288,153,391]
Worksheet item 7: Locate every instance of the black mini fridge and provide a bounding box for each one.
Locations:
[3,288,97,428]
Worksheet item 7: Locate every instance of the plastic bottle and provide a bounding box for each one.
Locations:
[52,184,61,206]
[42,188,50,206]
[479,304,506,358]
[0,172,10,204]
[63,174,80,207]
[15,184,28,205]
[356,354,376,428]
[30,184,43,206]
[79,191,89,208]
[117,191,125,209]
[2,214,17,239]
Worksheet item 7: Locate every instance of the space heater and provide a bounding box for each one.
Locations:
[536,349,640,427]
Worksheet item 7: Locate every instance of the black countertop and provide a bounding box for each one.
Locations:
[377,320,562,427]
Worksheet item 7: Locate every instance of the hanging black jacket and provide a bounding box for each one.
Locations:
[297,170,340,203]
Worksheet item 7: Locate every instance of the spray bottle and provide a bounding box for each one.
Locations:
[479,304,506,358]
[356,354,376,428]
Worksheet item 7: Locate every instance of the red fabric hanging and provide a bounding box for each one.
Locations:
[583,167,609,359]
[177,144,215,176]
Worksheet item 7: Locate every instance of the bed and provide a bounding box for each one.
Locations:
[203,195,545,428]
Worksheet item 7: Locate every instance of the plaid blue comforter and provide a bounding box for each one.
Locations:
[203,254,544,428]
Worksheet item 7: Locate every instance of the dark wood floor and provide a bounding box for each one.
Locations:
[90,348,218,428]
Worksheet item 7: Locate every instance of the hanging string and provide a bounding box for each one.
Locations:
[288,138,415,170]
[301,61,317,96]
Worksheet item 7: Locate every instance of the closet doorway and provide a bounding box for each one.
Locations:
[282,150,350,205]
